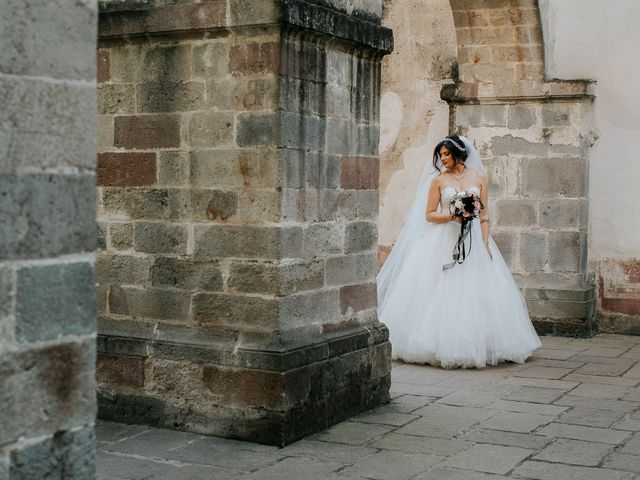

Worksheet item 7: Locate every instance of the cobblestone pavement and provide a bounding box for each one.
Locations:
[97,334,640,480]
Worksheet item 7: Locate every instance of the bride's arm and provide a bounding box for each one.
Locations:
[479,172,492,257]
[426,178,456,224]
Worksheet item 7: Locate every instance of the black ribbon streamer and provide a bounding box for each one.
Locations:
[443,219,473,271]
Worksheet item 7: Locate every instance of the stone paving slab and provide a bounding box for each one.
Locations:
[95,334,640,480]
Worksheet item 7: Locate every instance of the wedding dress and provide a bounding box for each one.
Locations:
[377,137,541,369]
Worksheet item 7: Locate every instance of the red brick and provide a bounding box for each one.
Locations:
[97,49,110,83]
[202,365,285,409]
[229,42,280,75]
[340,282,378,314]
[96,353,145,388]
[114,114,181,149]
[97,152,157,187]
[341,156,379,189]
[602,298,640,316]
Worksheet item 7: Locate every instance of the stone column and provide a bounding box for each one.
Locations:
[0,1,98,477]
[443,81,596,336]
[96,0,392,445]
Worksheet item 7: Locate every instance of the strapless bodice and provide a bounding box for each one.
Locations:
[441,186,481,208]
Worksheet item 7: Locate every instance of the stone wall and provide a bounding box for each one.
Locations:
[0,0,98,478]
[96,0,392,445]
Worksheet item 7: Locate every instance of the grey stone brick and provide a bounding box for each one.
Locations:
[109,223,133,251]
[491,230,517,268]
[304,222,344,257]
[522,157,584,198]
[97,285,108,315]
[109,286,190,321]
[280,289,341,329]
[151,257,223,291]
[190,189,239,222]
[281,112,326,150]
[0,267,14,321]
[533,439,613,466]
[187,112,234,148]
[228,260,324,295]
[491,135,548,157]
[542,104,572,127]
[137,81,205,113]
[98,83,135,114]
[0,0,96,80]
[97,222,107,251]
[238,189,281,223]
[443,443,533,475]
[520,231,547,271]
[133,222,188,254]
[539,199,582,228]
[194,225,303,260]
[192,292,278,331]
[192,43,230,77]
[0,174,95,260]
[10,425,96,480]
[101,188,191,221]
[96,253,150,285]
[357,124,381,156]
[335,190,379,221]
[457,104,507,128]
[236,113,279,147]
[548,231,583,272]
[97,114,114,150]
[340,450,442,480]
[495,199,537,227]
[326,118,358,155]
[326,253,378,286]
[0,77,96,172]
[15,261,95,342]
[190,149,281,190]
[282,150,341,189]
[345,221,377,253]
[536,423,631,444]
[507,105,537,129]
[158,151,189,187]
[110,44,191,83]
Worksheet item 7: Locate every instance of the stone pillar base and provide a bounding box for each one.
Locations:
[98,325,390,446]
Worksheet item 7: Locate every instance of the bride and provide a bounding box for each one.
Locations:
[377,135,541,369]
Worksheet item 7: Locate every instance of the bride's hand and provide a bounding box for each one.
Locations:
[451,215,462,224]
[484,241,493,260]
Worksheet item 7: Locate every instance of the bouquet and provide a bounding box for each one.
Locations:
[443,191,483,271]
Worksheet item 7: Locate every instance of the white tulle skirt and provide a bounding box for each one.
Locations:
[378,219,541,369]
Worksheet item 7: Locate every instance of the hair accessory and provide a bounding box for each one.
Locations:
[446,137,467,152]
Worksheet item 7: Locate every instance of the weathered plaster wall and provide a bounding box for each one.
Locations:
[540,0,640,330]
[378,0,456,263]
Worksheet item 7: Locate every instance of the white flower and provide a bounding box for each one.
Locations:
[454,199,463,209]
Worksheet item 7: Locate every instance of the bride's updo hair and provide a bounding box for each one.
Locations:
[433,135,469,171]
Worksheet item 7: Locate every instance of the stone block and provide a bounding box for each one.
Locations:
[340,283,377,314]
[522,157,583,198]
[96,253,150,285]
[357,124,380,156]
[489,230,517,267]
[456,104,507,127]
[341,156,379,189]
[97,152,157,187]
[98,83,135,114]
[345,221,377,253]
[228,260,324,295]
[15,261,95,342]
[443,443,533,475]
[335,189,379,221]
[109,222,134,250]
[0,77,96,172]
[281,289,341,329]
[1,0,96,80]
[97,114,114,150]
[548,231,582,272]
[542,104,572,127]
[192,293,278,331]
[229,42,280,75]
[491,135,548,157]
[0,267,13,321]
[507,105,536,129]
[514,461,629,480]
[98,48,110,83]
[229,0,282,25]
[539,199,582,228]
[282,150,341,189]
[114,114,181,149]
[109,286,190,321]
[158,151,189,186]
[96,353,145,388]
[110,44,191,83]
[238,189,281,223]
[194,225,303,260]
[304,222,344,257]
[133,222,188,254]
[97,221,107,251]
[492,45,543,64]
[0,340,96,446]
[326,118,358,155]
[102,188,191,221]
[192,43,229,78]
[190,149,281,189]
[495,199,537,227]
[202,365,286,409]
[280,112,326,151]
[520,231,547,271]
[136,81,205,113]
[9,425,96,480]
[97,284,108,315]
[326,253,377,286]
[151,257,223,291]
[187,112,234,148]
[235,113,279,147]
[191,189,239,221]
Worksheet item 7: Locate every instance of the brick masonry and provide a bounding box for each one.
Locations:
[96,0,392,445]
[0,0,97,477]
